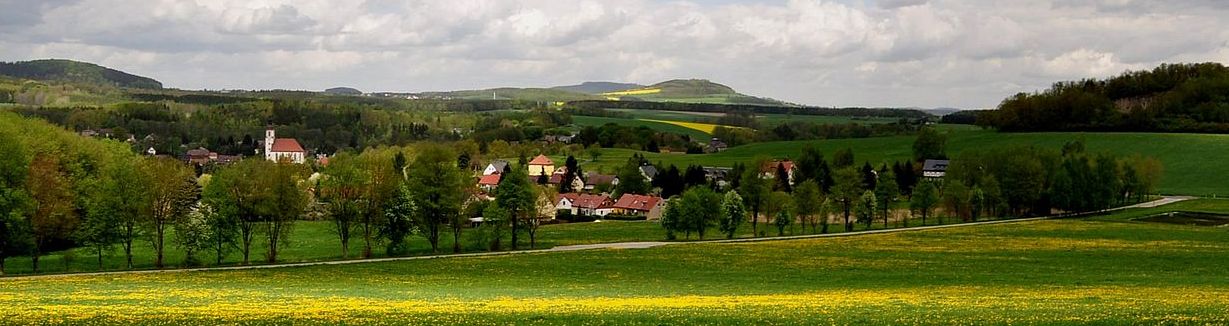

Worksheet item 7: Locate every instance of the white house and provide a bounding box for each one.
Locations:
[483,160,509,176]
[264,128,306,164]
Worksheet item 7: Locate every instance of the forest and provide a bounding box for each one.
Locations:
[978,62,1229,132]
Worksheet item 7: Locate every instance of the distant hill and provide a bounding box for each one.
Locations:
[0,59,162,89]
[324,87,362,95]
[405,78,790,106]
[921,108,963,116]
[551,81,642,94]
[602,79,789,106]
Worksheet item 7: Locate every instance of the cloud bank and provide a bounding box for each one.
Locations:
[2,0,1227,108]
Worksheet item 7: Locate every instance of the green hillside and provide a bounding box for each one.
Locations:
[579,129,1229,196]
[0,59,162,89]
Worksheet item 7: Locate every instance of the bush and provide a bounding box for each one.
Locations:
[602,214,647,221]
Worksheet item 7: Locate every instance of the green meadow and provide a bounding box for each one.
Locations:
[2,199,1226,324]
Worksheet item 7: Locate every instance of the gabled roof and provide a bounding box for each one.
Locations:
[639,165,658,178]
[762,160,795,173]
[487,160,508,171]
[573,193,611,209]
[529,154,554,165]
[186,147,212,157]
[478,174,502,186]
[923,159,950,172]
[586,172,617,186]
[612,194,661,212]
[270,138,305,153]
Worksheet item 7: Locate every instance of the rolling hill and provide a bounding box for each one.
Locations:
[0,59,162,89]
[551,81,643,94]
[600,79,790,106]
[412,79,790,106]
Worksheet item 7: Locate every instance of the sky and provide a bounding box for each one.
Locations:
[2,0,1227,109]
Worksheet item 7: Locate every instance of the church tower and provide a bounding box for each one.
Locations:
[264,128,275,160]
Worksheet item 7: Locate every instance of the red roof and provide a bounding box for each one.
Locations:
[270,138,305,153]
[556,193,611,210]
[529,155,554,165]
[478,174,502,186]
[612,194,661,212]
[762,160,795,173]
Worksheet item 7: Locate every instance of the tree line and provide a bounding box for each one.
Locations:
[658,128,1162,240]
[979,62,1229,132]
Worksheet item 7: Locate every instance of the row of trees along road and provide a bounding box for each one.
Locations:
[659,128,1161,240]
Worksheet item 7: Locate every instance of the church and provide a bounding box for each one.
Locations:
[264,128,306,163]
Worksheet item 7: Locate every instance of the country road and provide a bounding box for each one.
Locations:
[1,196,1192,281]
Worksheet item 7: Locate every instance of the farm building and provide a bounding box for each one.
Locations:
[923,159,950,179]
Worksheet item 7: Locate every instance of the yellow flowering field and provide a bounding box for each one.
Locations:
[2,217,1228,324]
[640,119,723,134]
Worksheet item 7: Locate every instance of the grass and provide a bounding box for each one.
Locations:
[2,199,1227,324]
[605,108,902,127]
[1,203,972,276]
[580,128,1229,196]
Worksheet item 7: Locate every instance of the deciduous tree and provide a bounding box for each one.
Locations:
[719,190,746,239]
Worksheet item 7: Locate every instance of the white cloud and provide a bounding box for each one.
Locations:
[1,0,1227,108]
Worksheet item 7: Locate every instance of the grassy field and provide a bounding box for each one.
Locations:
[3,203,986,276]
[2,199,1226,324]
[572,115,711,140]
[580,129,1229,196]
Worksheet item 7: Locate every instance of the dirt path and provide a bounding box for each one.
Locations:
[1,196,1190,281]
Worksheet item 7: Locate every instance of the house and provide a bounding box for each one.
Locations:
[639,165,658,182]
[703,167,732,181]
[761,160,796,183]
[584,172,618,191]
[477,173,502,192]
[922,159,950,179]
[527,155,554,177]
[483,160,508,176]
[264,128,306,164]
[703,166,734,188]
[145,147,157,156]
[706,138,728,153]
[611,194,665,220]
[184,147,218,165]
[556,193,612,216]
[548,171,584,191]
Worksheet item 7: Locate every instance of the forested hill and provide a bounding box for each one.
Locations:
[0,59,163,89]
[978,62,1229,132]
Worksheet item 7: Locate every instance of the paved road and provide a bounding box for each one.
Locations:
[1,196,1190,281]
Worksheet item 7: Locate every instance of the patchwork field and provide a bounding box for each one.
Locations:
[604,108,902,127]
[3,199,1227,324]
[581,129,1229,196]
[572,115,711,140]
